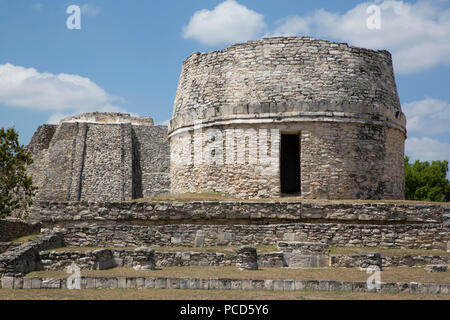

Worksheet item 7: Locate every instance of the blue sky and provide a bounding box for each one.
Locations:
[0,0,449,167]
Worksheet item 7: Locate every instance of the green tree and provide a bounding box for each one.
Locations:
[0,127,37,218]
[404,156,450,202]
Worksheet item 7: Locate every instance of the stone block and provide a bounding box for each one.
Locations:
[42,279,60,289]
[352,282,367,292]
[425,265,448,272]
[13,277,23,289]
[264,280,274,291]
[194,230,205,247]
[305,280,319,291]
[126,277,137,289]
[179,278,189,289]
[145,277,156,289]
[117,277,127,289]
[409,282,419,294]
[236,246,258,270]
[380,282,399,293]
[251,280,265,290]
[95,277,118,289]
[397,283,410,293]
[188,278,200,289]
[294,280,307,291]
[81,277,96,289]
[209,278,219,290]
[135,277,145,289]
[328,281,342,291]
[284,280,295,291]
[439,284,449,294]
[319,280,329,291]
[23,277,33,289]
[273,280,284,291]
[428,284,440,294]
[167,278,180,289]
[342,282,353,291]
[359,252,382,270]
[241,279,252,290]
[230,279,241,290]
[155,277,167,289]
[219,279,231,290]
[200,279,210,290]
[1,277,14,289]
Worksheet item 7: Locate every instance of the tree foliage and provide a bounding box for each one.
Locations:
[0,127,37,218]
[404,156,450,202]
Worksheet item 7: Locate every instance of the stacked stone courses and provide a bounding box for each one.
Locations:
[28,201,450,250]
[27,112,170,202]
[169,36,406,199]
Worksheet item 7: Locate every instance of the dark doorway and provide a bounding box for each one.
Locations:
[280,134,301,194]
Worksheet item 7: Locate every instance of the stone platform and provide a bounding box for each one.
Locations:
[27,200,449,250]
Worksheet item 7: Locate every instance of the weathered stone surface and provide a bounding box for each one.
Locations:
[5,276,449,295]
[0,219,41,242]
[132,247,155,270]
[330,254,450,268]
[41,279,60,289]
[425,265,448,273]
[0,233,64,277]
[30,201,448,250]
[278,242,329,268]
[26,112,169,202]
[236,246,258,270]
[359,252,382,270]
[169,36,405,200]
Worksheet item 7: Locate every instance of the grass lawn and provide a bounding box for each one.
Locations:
[0,288,447,300]
[25,266,450,285]
[9,234,41,243]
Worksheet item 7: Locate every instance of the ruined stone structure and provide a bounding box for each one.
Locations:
[169,36,406,199]
[27,112,170,202]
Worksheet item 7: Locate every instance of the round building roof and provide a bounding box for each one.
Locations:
[169,36,405,135]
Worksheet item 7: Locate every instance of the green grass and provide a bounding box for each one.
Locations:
[10,234,40,243]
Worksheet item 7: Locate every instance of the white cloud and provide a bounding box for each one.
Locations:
[271,1,450,74]
[0,63,127,124]
[81,4,100,16]
[403,98,450,135]
[183,0,266,46]
[406,137,450,162]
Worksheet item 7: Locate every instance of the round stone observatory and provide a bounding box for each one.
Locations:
[168,36,406,199]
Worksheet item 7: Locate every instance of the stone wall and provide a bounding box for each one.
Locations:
[330,254,450,268]
[169,36,406,199]
[27,113,170,202]
[27,201,449,250]
[0,233,64,277]
[171,37,403,129]
[0,219,41,242]
[3,276,448,294]
[35,249,450,270]
[170,123,404,199]
[38,249,285,269]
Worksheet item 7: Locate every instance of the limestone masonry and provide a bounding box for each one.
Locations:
[27,112,170,202]
[26,36,407,201]
[2,36,447,296]
[169,36,406,199]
